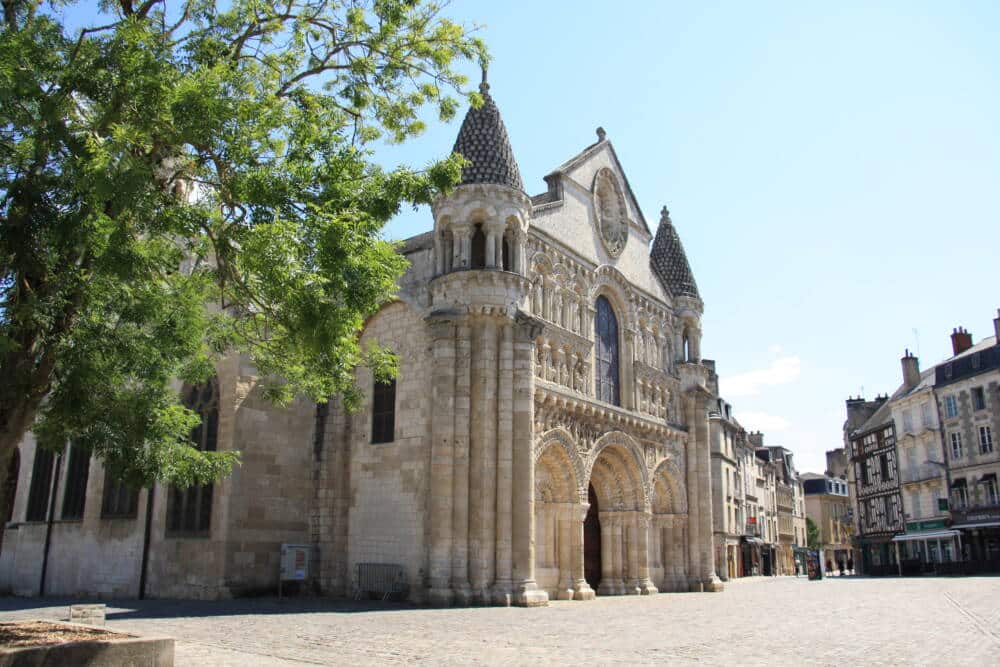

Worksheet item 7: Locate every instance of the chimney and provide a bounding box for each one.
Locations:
[901,349,920,390]
[951,327,973,355]
[994,309,1000,341]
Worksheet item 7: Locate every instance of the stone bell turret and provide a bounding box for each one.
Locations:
[432,69,530,279]
[651,206,702,364]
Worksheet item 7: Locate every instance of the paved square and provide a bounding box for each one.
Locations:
[1,576,997,665]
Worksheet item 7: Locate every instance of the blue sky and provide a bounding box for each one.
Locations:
[378,1,1000,474]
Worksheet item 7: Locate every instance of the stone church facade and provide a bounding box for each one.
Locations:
[0,79,722,605]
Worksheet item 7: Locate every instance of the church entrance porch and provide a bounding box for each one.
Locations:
[587,441,656,596]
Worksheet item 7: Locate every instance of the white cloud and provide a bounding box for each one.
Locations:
[719,356,801,397]
[767,344,784,356]
[737,411,791,432]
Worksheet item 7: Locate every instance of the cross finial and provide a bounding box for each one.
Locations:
[596,126,606,141]
[660,205,671,223]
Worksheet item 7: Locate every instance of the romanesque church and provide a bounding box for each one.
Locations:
[0,77,722,605]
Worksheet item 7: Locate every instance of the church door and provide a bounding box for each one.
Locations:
[584,485,602,590]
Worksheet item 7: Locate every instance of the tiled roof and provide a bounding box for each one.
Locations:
[451,81,523,191]
[650,207,700,299]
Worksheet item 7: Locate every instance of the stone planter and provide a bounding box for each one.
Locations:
[0,620,174,666]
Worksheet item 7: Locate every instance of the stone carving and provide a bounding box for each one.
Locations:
[593,168,628,258]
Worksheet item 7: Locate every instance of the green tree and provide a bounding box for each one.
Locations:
[0,0,486,497]
[806,516,821,549]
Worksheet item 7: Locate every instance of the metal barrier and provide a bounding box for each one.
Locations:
[354,563,408,601]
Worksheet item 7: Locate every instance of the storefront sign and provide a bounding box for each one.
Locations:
[906,519,946,532]
[951,507,1000,524]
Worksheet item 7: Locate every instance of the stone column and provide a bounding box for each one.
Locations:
[598,511,615,596]
[434,232,444,275]
[622,331,635,410]
[626,513,641,594]
[694,392,723,591]
[573,502,595,600]
[612,514,626,595]
[557,505,575,600]
[484,229,497,269]
[512,314,548,606]
[685,393,703,591]
[452,224,470,270]
[427,318,456,606]
[492,322,514,605]
[512,229,524,275]
[638,512,658,594]
[469,319,497,604]
[451,322,472,604]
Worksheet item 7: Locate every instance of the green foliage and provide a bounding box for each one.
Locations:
[0,0,486,488]
[806,516,821,549]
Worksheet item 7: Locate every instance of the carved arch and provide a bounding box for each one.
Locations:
[651,458,687,514]
[588,431,650,511]
[535,427,588,503]
[589,265,635,329]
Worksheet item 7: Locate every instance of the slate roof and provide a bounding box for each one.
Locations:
[650,207,700,300]
[452,81,524,191]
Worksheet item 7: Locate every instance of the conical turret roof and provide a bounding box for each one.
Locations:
[451,74,523,191]
[651,206,700,300]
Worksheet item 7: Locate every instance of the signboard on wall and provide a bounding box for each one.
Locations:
[280,544,311,582]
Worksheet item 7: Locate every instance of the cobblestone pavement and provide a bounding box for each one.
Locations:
[1,576,998,665]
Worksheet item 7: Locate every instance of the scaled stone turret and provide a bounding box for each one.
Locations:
[651,206,700,300]
[452,72,524,190]
[432,71,530,283]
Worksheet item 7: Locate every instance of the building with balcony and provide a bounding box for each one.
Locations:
[843,309,1000,576]
[770,446,805,575]
[802,474,853,574]
[935,314,1000,570]
[707,379,746,582]
[889,350,959,573]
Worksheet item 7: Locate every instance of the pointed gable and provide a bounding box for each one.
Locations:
[451,79,523,191]
[549,132,651,237]
[650,207,700,300]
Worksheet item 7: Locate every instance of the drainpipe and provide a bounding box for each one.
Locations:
[39,452,63,596]
[138,484,155,599]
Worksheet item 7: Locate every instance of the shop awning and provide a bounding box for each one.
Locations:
[951,521,1000,530]
[891,530,960,542]
[741,536,764,545]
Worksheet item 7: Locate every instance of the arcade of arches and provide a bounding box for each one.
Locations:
[534,431,692,598]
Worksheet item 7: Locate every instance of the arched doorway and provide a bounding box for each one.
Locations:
[584,484,601,589]
[587,438,651,595]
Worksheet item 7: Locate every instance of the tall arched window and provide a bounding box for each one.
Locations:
[167,378,219,536]
[594,296,620,406]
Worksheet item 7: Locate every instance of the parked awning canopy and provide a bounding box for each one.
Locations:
[741,536,764,545]
[951,521,1000,530]
[891,530,960,542]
